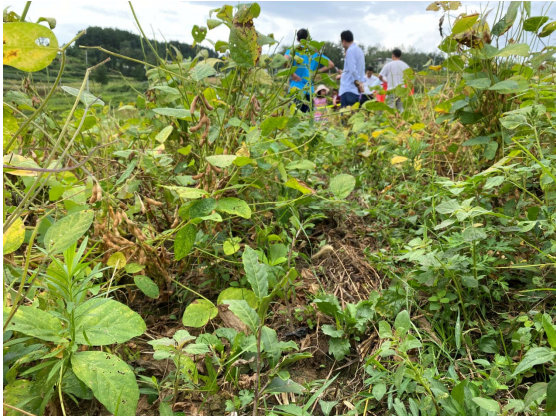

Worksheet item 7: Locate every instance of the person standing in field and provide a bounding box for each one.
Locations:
[360,66,382,105]
[378,48,410,113]
[336,30,365,108]
[284,29,334,113]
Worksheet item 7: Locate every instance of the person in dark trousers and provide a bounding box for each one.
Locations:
[285,29,334,113]
[336,30,365,108]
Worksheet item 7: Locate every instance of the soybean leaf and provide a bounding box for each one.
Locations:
[133,275,159,299]
[163,185,208,199]
[206,155,237,168]
[329,174,356,199]
[3,217,25,255]
[182,299,217,328]
[174,224,196,261]
[72,351,139,416]
[3,22,59,72]
[472,397,499,413]
[44,211,94,254]
[216,197,251,219]
[217,287,258,309]
[75,298,146,345]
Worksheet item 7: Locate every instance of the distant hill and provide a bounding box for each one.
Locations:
[3,26,218,83]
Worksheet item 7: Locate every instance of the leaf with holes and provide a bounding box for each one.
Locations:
[3,217,25,255]
[72,351,139,416]
[216,197,251,219]
[134,275,159,299]
[44,211,94,254]
[182,299,218,328]
[74,298,146,346]
[3,22,59,72]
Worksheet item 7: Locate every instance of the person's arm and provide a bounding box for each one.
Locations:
[318,55,334,73]
[378,65,388,83]
[284,49,302,82]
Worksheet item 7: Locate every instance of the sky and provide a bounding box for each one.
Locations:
[7,1,556,54]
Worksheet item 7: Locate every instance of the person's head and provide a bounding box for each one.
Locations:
[315,85,329,97]
[392,49,402,60]
[332,88,338,95]
[366,66,375,77]
[297,29,309,42]
[340,30,354,49]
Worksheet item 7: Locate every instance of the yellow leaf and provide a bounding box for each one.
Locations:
[372,130,383,138]
[107,252,127,269]
[3,218,25,255]
[3,154,39,176]
[358,133,369,141]
[235,142,250,157]
[284,177,314,194]
[414,158,423,171]
[429,65,442,71]
[391,156,409,165]
[411,123,426,131]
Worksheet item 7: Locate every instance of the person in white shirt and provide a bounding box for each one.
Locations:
[378,49,410,113]
[360,66,382,105]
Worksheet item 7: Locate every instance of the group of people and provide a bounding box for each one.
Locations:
[284,29,410,117]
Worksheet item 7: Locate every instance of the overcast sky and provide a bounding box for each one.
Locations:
[8,1,555,54]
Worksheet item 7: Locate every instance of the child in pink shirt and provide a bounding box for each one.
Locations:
[314,84,329,121]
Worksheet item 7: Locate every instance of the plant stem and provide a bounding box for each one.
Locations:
[252,326,263,416]
[19,1,31,21]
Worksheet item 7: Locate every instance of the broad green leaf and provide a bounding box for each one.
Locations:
[378,321,393,338]
[443,56,465,72]
[61,86,105,107]
[451,14,480,35]
[225,300,260,333]
[462,136,491,146]
[329,174,356,199]
[207,19,223,30]
[182,299,217,327]
[174,223,196,261]
[44,211,94,254]
[191,63,216,81]
[3,380,42,416]
[3,106,18,153]
[3,22,59,72]
[496,43,530,57]
[472,397,499,412]
[223,237,242,255]
[3,217,25,255]
[206,154,237,168]
[153,108,190,118]
[328,337,350,360]
[363,100,395,114]
[286,159,316,171]
[184,343,210,354]
[260,116,288,136]
[373,383,387,401]
[229,5,261,67]
[75,298,146,345]
[217,287,258,309]
[189,197,217,219]
[462,226,487,242]
[484,176,504,189]
[483,141,498,160]
[163,185,209,199]
[322,324,344,338]
[501,114,527,129]
[543,315,556,349]
[192,25,207,43]
[547,375,556,412]
[489,79,528,93]
[266,378,306,395]
[319,400,338,416]
[124,263,145,274]
[539,21,556,37]
[524,16,549,32]
[216,197,252,219]
[72,351,139,416]
[107,252,126,269]
[285,177,314,194]
[134,275,159,299]
[242,246,268,300]
[155,125,173,143]
[3,305,65,343]
[524,382,547,408]
[394,310,411,336]
[465,78,491,89]
[512,347,556,376]
[159,402,174,416]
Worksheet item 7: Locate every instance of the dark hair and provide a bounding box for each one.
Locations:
[392,49,402,58]
[367,66,375,72]
[340,30,354,43]
[297,29,309,41]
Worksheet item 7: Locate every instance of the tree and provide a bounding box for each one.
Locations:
[93,65,109,85]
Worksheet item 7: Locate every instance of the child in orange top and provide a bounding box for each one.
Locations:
[313,84,329,122]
